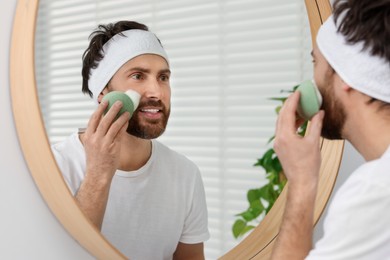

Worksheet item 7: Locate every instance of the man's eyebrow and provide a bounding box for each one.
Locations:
[124,67,171,75]
[125,67,151,74]
[310,50,314,57]
[160,69,171,75]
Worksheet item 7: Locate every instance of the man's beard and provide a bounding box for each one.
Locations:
[126,99,170,139]
[319,72,346,140]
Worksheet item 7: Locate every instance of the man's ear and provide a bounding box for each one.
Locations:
[341,80,352,92]
[97,88,109,103]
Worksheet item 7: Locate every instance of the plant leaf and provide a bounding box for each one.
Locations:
[249,200,264,218]
[267,135,275,144]
[232,219,247,238]
[269,97,287,102]
[258,184,272,201]
[271,157,282,174]
[292,84,300,91]
[247,189,260,203]
[256,148,275,172]
[241,211,255,222]
[275,106,282,114]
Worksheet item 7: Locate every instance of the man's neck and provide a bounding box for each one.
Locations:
[344,108,390,161]
[118,134,152,171]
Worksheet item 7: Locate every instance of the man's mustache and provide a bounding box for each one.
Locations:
[136,99,167,112]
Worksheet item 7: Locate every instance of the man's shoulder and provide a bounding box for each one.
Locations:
[153,140,197,166]
[51,132,84,164]
[52,132,79,150]
[350,151,390,183]
[333,153,390,201]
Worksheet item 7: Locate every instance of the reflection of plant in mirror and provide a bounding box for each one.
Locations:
[232,85,308,239]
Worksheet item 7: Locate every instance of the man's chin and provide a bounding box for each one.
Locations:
[126,111,170,139]
[127,125,166,139]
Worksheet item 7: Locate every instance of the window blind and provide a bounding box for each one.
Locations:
[35,0,313,258]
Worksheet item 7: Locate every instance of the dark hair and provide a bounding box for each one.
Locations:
[333,0,390,63]
[333,0,390,111]
[81,21,149,98]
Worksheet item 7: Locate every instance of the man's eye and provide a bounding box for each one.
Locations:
[131,73,142,80]
[160,75,169,81]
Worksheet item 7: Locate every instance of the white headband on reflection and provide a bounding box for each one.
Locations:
[88,29,169,102]
[316,15,390,103]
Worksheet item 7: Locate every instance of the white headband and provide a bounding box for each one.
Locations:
[317,15,390,103]
[89,29,169,101]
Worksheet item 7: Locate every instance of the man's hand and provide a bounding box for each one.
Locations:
[274,91,324,188]
[83,100,130,182]
[76,100,130,229]
[271,91,324,260]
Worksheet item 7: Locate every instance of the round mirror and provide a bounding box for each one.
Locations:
[10,0,343,259]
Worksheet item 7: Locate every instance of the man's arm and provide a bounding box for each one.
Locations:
[271,180,318,259]
[271,91,324,259]
[76,100,130,229]
[173,242,204,260]
[75,172,112,230]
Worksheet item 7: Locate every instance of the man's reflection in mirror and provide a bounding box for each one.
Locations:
[51,21,209,260]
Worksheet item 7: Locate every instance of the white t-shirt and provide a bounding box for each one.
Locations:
[52,133,210,260]
[306,145,390,260]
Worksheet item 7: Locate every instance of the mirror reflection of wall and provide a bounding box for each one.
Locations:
[35,0,312,258]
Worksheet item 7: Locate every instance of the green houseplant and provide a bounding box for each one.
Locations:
[232,85,308,239]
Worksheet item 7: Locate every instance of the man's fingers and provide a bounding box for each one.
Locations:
[96,101,123,136]
[307,110,324,141]
[85,100,108,135]
[116,117,130,141]
[277,91,301,135]
[106,112,130,143]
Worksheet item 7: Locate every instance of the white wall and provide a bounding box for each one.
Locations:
[0,0,364,258]
[0,1,93,259]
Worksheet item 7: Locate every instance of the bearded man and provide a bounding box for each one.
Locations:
[52,21,209,260]
[271,0,390,259]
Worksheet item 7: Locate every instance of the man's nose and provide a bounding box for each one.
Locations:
[144,78,162,99]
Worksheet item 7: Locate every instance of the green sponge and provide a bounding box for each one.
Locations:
[102,90,141,119]
[296,80,322,120]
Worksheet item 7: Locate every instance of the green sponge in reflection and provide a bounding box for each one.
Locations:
[296,80,322,120]
[102,90,141,119]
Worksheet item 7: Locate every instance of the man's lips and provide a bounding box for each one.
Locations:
[137,107,163,119]
[140,108,161,113]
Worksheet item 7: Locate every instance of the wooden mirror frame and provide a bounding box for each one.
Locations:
[10,0,343,259]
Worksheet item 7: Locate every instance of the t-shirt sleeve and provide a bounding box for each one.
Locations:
[306,163,390,260]
[179,168,210,244]
[51,135,85,196]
